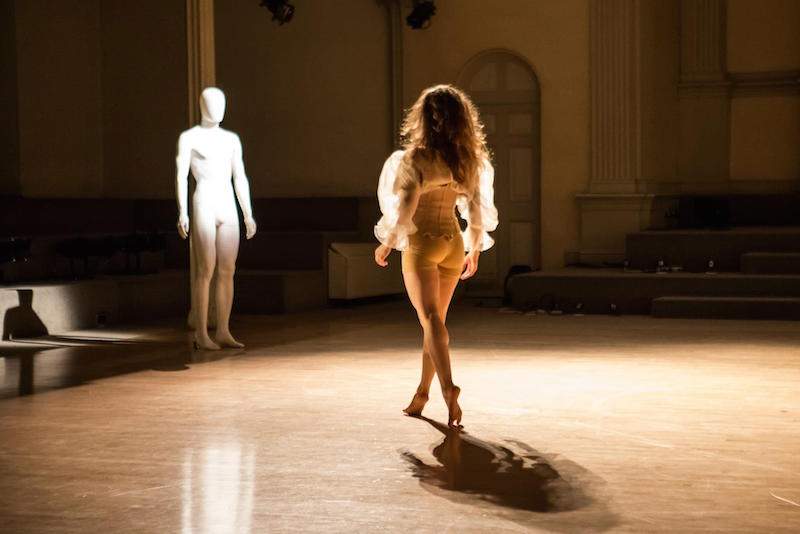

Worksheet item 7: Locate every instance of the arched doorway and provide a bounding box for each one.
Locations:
[457,50,541,296]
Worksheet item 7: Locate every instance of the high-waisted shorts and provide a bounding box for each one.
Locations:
[402,231,465,279]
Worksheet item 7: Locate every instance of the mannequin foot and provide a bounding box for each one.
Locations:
[443,385,462,428]
[216,331,244,349]
[402,391,429,416]
[193,333,220,351]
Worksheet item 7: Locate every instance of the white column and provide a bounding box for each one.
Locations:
[677,0,730,185]
[680,0,725,83]
[590,0,641,193]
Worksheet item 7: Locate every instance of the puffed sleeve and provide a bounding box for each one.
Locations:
[456,157,499,252]
[374,150,421,251]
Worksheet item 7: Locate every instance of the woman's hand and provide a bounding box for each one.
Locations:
[374,243,392,267]
[461,249,480,280]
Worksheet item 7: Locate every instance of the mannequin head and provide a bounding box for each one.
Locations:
[200,87,226,126]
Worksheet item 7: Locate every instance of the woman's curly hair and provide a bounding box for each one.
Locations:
[400,84,490,190]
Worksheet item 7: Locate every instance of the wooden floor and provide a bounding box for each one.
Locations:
[1,300,799,533]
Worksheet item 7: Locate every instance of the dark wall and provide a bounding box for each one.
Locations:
[101,0,189,198]
[214,1,392,198]
[14,0,104,197]
[0,0,19,195]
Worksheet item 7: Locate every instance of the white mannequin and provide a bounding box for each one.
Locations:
[176,87,257,350]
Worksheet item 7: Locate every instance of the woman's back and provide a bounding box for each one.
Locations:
[412,154,462,237]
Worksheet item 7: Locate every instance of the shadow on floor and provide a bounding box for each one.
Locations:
[402,416,618,530]
[402,416,588,513]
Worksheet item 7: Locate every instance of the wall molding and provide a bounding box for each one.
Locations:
[729,70,800,97]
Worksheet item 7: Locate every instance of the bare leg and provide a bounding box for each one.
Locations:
[403,268,462,426]
[214,222,243,348]
[404,274,459,416]
[402,340,434,416]
[191,216,220,350]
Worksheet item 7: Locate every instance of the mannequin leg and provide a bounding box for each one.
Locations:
[187,233,196,329]
[191,214,220,350]
[404,274,460,416]
[214,221,242,348]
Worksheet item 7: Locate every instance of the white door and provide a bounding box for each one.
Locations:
[457,50,541,295]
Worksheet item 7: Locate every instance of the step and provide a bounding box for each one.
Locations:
[509,268,800,316]
[741,252,800,274]
[3,196,370,281]
[233,269,326,314]
[0,268,328,340]
[626,226,800,272]
[675,194,800,228]
[166,230,361,270]
[1,271,190,336]
[652,296,800,320]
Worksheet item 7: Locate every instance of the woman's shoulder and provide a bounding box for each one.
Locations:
[383,149,412,171]
[383,149,423,180]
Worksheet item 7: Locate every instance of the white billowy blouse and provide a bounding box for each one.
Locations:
[374,150,499,252]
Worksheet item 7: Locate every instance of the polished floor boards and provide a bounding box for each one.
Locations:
[1,301,799,533]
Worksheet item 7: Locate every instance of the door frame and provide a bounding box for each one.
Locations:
[456,49,542,295]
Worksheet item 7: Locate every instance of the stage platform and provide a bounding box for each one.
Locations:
[1,300,799,532]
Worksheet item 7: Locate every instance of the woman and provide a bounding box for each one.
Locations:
[374,85,498,428]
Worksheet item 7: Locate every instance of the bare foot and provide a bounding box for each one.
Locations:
[444,385,462,428]
[194,333,220,351]
[216,332,244,349]
[403,392,429,416]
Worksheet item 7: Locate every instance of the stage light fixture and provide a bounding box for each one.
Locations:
[260,0,294,25]
[407,0,436,29]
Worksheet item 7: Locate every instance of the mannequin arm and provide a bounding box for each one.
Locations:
[232,135,256,239]
[175,133,191,239]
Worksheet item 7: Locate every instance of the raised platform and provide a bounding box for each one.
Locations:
[0,267,327,338]
[741,252,800,274]
[510,267,800,318]
[626,226,800,272]
[234,269,327,314]
[1,196,377,282]
[1,196,379,322]
[0,271,189,336]
[652,296,800,320]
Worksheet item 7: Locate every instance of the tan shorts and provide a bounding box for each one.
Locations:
[402,232,465,279]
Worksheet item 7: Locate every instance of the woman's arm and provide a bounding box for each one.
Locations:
[460,175,483,279]
[458,159,499,278]
[375,179,421,266]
